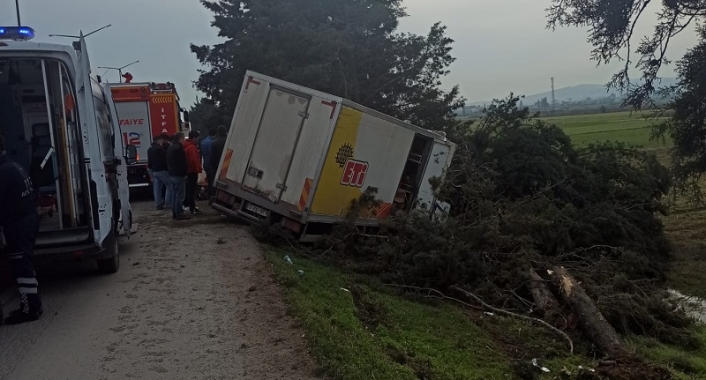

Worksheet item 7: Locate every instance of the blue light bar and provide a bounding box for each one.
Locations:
[0,26,35,41]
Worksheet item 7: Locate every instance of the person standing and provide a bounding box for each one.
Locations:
[0,131,42,325]
[208,126,228,179]
[167,132,190,220]
[147,135,171,210]
[184,131,202,214]
[200,128,216,194]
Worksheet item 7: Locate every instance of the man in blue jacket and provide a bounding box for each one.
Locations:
[200,128,216,195]
[0,131,42,325]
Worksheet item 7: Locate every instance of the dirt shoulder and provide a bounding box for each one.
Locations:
[1,200,319,380]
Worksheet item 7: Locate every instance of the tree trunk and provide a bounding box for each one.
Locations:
[552,266,622,356]
[528,269,557,314]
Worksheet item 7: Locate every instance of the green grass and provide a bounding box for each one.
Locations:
[541,111,669,148]
[628,326,706,380]
[267,251,591,380]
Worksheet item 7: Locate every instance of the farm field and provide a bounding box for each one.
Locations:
[541,111,669,148]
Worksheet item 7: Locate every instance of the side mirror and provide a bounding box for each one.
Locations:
[125,145,138,165]
[182,110,190,122]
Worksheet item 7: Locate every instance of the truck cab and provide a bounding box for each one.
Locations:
[0,27,133,273]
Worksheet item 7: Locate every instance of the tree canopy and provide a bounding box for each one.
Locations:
[547,0,701,109]
[192,0,464,132]
[548,1,706,198]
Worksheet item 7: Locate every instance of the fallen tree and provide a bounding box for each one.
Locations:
[528,268,557,315]
[551,267,622,356]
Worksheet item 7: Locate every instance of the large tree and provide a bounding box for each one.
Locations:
[189,97,230,135]
[548,0,706,197]
[192,0,464,132]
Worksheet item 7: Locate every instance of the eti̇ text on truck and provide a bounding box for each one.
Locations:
[211,71,455,242]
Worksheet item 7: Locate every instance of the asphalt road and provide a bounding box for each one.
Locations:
[0,198,318,380]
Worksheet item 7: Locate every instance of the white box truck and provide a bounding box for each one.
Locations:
[0,27,134,273]
[211,71,455,241]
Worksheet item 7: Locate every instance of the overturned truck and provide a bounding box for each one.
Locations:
[211,71,455,241]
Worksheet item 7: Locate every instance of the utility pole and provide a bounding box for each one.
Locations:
[15,0,21,26]
[551,77,556,111]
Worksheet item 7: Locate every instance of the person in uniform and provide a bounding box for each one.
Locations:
[0,130,43,325]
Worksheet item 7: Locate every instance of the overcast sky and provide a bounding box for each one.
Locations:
[1,0,697,105]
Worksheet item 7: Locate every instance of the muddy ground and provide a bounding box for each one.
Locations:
[0,198,319,380]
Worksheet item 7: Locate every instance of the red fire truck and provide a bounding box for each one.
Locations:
[109,82,187,188]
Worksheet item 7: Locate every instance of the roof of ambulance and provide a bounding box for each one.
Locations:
[0,40,76,55]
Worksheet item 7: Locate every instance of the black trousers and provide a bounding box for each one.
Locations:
[204,166,217,196]
[185,173,198,212]
[3,213,41,311]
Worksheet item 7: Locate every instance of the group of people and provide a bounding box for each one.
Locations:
[147,126,228,220]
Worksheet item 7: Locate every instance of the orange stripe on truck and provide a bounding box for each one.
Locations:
[298,178,314,211]
[219,149,234,180]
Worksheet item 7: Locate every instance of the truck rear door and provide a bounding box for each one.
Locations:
[417,141,453,212]
[242,87,310,203]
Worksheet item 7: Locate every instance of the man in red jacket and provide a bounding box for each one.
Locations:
[184,131,203,214]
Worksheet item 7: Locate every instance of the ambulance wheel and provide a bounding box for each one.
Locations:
[97,226,120,274]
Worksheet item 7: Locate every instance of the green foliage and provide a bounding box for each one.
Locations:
[548,1,706,200]
[193,0,464,132]
[444,95,671,260]
[547,0,700,109]
[189,97,230,134]
[630,326,706,380]
[266,250,591,380]
[653,28,706,202]
[324,95,694,350]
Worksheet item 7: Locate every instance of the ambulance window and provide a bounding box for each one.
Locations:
[93,87,113,159]
[59,65,77,124]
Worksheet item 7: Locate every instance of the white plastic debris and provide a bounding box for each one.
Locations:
[340,287,350,292]
[284,255,293,265]
[532,358,550,373]
[484,312,494,316]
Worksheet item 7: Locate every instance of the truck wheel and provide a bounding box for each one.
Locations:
[97,227,120,274]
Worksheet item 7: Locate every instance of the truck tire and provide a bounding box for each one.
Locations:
[97,226,120,274]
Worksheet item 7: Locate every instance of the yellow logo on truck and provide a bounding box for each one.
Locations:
[311,106,365,216]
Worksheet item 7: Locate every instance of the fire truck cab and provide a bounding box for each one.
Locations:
[108,82,185,188]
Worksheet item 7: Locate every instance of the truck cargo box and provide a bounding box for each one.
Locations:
[212,71,455,241]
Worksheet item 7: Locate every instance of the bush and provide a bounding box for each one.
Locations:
[323,95,695,349]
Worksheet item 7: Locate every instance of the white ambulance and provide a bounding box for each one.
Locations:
[0,26,134,273]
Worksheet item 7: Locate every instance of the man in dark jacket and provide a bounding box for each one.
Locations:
[208,126,228,178]
[167,132,190,220]
[0,131,42,324]
[147,135,171,210]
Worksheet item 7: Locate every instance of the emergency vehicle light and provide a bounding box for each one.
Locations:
[0,26,35,41]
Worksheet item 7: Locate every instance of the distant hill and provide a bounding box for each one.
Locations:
[468,78,678,106]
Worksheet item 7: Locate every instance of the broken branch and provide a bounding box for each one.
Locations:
[450,285,574,355]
